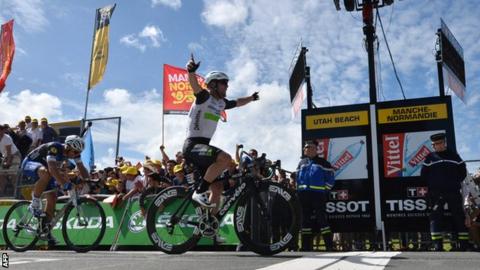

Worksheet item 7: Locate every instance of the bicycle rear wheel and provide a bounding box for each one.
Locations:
[62,197,106,253]
[234,182,302,255]
[146,187,202,254]
[2,200,40,252]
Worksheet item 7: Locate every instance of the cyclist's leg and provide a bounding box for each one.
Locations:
[209,181,224,215]
[184,142,230,207]
[32,167,52,198]
[44,191,57,220]
[203,152,231,183]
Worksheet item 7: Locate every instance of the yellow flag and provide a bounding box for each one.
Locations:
[88,4,116,90]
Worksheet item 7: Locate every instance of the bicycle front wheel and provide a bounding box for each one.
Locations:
[146,187,202,254]
[234,182,302,255]
[2,200,40,252]
[62,197,106,253]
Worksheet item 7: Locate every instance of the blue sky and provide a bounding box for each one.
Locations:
[0,0,479,172]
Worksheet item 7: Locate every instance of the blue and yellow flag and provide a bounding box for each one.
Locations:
[88,4,116,90]
[80,128,95,172]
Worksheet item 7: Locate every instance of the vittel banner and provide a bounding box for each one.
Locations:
[317,136,368,180]
[376,96,456,232]
[383,130,443,178]
[302,103,375,232]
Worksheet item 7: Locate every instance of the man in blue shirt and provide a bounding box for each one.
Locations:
[296,140,335,251]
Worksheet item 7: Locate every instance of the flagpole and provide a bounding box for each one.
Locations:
[84,8,100,128]
[162,106,165,146]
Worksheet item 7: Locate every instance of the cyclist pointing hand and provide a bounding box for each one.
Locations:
[183,54,259,208]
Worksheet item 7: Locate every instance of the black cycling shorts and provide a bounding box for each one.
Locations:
[182,137,223,175]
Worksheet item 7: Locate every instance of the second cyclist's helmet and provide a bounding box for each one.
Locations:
[65,135,85,152]
[205,71,229,85]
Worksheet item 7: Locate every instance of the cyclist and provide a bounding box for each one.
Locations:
[184,55,259,208]
[21,135,89,241]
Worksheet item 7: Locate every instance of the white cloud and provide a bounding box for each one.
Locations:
[120,34,147,52]
[0,90,62,125]
[120,25,166,52]
[202,0,248,28]
[0,0,48,32]
[151,0,182,10]
[139,25,166,48]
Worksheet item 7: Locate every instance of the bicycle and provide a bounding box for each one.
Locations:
[146,150,302,255]
[2,181,107,252]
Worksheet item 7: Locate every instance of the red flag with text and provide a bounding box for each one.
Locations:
[163,64,202,114]
[0,20,15,93]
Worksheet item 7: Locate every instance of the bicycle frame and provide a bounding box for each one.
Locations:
[36,186,84,236]
[164,149,279,235]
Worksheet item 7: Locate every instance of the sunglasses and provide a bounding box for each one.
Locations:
[218,80,229,86]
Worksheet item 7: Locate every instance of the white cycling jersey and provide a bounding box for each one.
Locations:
[186,90,236,139]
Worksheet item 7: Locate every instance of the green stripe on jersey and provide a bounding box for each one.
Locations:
[204,112,220,122]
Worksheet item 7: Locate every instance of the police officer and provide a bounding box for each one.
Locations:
[421,132,469,251]
[296,140,335,251]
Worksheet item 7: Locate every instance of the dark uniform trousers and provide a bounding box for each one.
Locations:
[299,191,333,251]
[429,191,469,249]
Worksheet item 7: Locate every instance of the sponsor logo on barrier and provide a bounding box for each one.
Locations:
[330,189,349,201]
[385,199,427,212]
[407,187,428,198]
[306,110,369,130]
[326,201,369,213]
[128,210,146,233]
[384,134,404,177]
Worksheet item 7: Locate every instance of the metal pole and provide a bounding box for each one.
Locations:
[83,90,90,125]
[363,0,377,104]
[436,30,445,97]
[305,66,313,110]
[116,117,121,159]
[370,104,383,241]
[162,109,165,146]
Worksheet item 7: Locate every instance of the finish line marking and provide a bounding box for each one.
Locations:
[257,251,401,270]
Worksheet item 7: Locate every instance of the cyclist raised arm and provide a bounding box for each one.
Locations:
[183,54,259,208]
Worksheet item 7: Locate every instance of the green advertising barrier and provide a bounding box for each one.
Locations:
[0,198,239,247]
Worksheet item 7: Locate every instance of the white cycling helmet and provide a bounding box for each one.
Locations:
[65,135,85,152]
[205,71,229,85]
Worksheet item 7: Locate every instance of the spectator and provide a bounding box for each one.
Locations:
[0,124,21,169]
[235,144,258,165]
[14,121,33,159]
[16,120,28,137]
[150,159,165,176]
[119,166,143,201]
[139,172,171,216]
[0,124,22,196]
[104,177,121,194]
[40,118,58,143]
[165,160,177,182]
[172,164,188,187]
[24,115,32,129]
[27,118,42,150]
